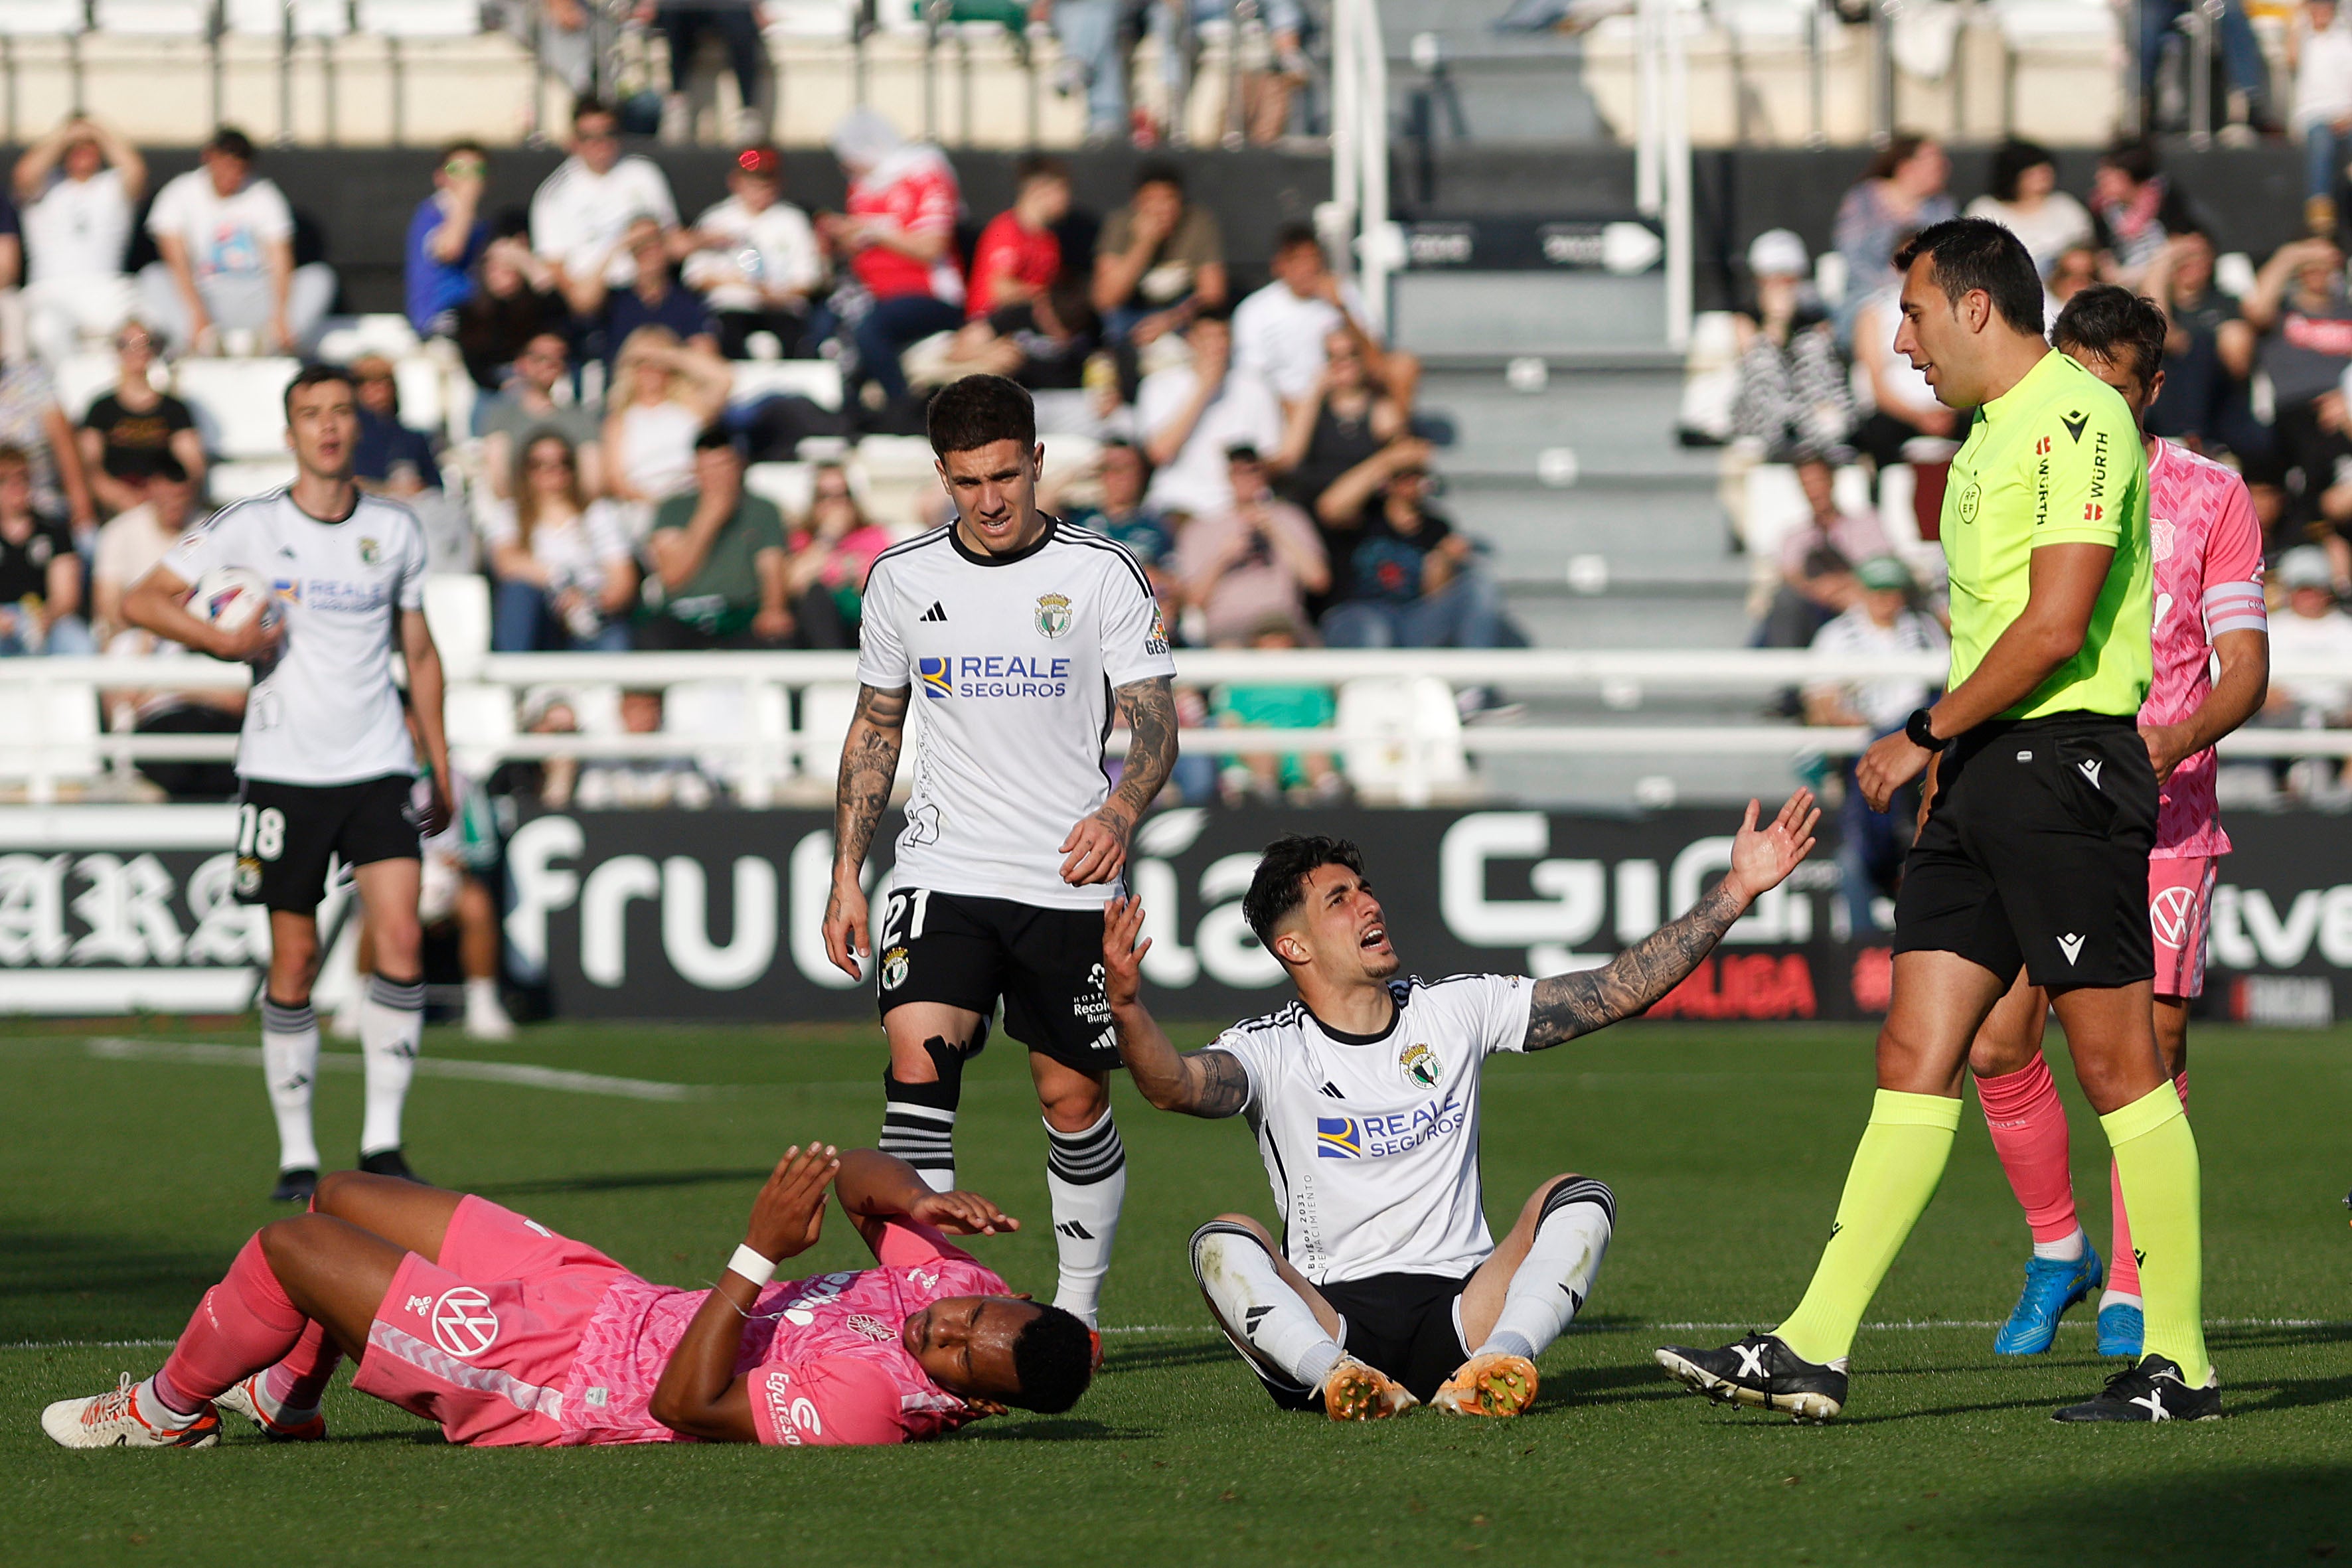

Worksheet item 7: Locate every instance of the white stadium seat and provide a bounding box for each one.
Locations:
[744,461,814,520]
[729,359,844,414]
[207,458,297,503]
[1336,676,1469,803]
[354,0,481,37]
[422,573,492,681]
[762,0,856,39]
[666,678,795,803]
[0,680,102,794]
[443,681,517,781]
[0,3,88,37]
[223,0,351,36]
[92,1,212,35]
[54,353,126,422]
[392,356,446,443]
[175,358,301,461]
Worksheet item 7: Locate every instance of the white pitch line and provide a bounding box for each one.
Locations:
[82,1037,713,1102]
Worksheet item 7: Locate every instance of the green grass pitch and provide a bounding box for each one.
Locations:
[5,1015,2349,1566]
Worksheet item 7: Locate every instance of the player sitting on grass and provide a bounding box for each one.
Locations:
[42,1146,1092,1450]
[1098,793,1818,1421]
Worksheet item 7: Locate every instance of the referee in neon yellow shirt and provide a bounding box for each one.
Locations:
[1657,218,2216,1423]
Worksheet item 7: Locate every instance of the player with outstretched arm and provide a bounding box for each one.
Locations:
[1098,794,1817,1420]
[42,1146,1092,1449]
[823,374,1179,1336]
[123,364,451,1202]
[1964,285,2268,1360]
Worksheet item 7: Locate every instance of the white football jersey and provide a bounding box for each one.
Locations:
[855,518,1177,909]
[1212,974,1537,1286]
[157,489,427,786]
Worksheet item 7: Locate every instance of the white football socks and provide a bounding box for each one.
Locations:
[260,996,320,1173]
[358,975,424,1158]
[1475,1178,1615,1363]
[1190,1221,1344,1393]
[1043,1108,1126,1329]
[2033,1226,2088,1263]
[880,1071,959,1193]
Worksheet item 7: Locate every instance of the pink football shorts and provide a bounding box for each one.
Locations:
[351,1195,633,1447]
[2148,854,2217,1001]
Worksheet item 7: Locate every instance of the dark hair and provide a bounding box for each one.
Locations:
[926,374,1037,455]
[1189,303,1232,327]
[1016,153,1070,189]
[1243,835,1365,949]
[1006,1304,1094,1415]
[206,126,256,162]
[1893,218,2045,337]
[1988,138,2056,204]
[693,423,740,453]
[2100,135,2159,186]
[441,138,488,165]
[282,362,353,420]
[0,444,30,472]
[572,95,618,126]
[1133,157,1184,194]
[1224,443,1263,464]
[1863,131,1932,183]
[1272,221,1322,258]
[2052,284,2169,388]
[150,453,190,485]
[1044,275,1098,339]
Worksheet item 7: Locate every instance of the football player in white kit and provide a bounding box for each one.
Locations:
[125,364,451,1202]
[823,374,1179,1336]
[1101,795,1818,1419]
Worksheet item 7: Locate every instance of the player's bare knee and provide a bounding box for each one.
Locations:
[1040,1074,1111,1132]
[258,1212,331,1272]
[1967,1026,2034,1080]
[311,1169,361,1215]
[370,915,424,975]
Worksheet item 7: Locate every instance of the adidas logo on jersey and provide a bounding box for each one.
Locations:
[919,601,948,622]
[1318,1081,1345,1099]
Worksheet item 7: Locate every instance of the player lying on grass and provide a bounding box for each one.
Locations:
[1099,793,1818,1421]
[42,1147,1093,1450]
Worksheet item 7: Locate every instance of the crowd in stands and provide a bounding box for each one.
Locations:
[0,96,1497,808]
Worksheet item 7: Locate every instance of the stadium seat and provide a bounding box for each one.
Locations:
[0,679,102,796]
[392,356,446,441]
[745,461,815,519]
[729,358,844,414]
[354,0,482,37]
[222,0,350,35]
[54,353,129,422]
[1740,462,1812,564]
[666,678,795,803]
[799,681,860,784]
[422,573,492,681]
[1042,433,1102,484]
[763,0,858,39]
[175,358,301,461]
[1336,676,1469,803]
[91,1,212,35]
[0,2,87,37]
[316,315,422,363]
[852,435,939,479]
[207,458,297,502]
[443,681,518,781]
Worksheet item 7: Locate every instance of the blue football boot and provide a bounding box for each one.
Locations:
[2095,1300,2145,1358]
[1992,1241,2104,1354]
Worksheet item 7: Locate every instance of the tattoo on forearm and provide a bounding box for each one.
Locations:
[1109,677,1178,826]
[1523,880,1747,1050]
[832,684,909,871]
[1180,1049,1251,1119]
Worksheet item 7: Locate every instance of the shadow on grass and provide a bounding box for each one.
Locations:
[1103,1338,1235,1375]
[962,1419,1162,1443]
[1958,1464,2352,1562]
[0,1229,226,1343]
[472,1168,774,1198]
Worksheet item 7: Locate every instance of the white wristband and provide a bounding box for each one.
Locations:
[726,1243,777,1288]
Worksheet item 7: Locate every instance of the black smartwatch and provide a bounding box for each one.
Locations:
[1904,708,1946,753]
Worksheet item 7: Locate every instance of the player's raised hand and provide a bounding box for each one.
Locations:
[823,876,870,979]
[908,1188,1020,1237]
[1723,788,1819,903]
[1059,807,1132,886]
[1101,894,1151,1008]
[745,1142,840,1261]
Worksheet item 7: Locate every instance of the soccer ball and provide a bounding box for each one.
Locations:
[186,567,279,633]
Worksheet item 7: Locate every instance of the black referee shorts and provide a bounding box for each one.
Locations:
[1893,712,2156,990]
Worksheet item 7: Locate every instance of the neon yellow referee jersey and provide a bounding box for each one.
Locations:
[1941,349,2152,720]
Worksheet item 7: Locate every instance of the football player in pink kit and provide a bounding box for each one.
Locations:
[41,1146,1093,1450]
[1964,285,2269,1360]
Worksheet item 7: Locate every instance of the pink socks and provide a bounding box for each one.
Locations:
[1975,1056,2078,1244]
[154,1234,307,1411]
[262,1320,343,1414]
[2106,1070,2189,1300]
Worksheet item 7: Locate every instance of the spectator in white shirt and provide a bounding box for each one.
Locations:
[137,127,335,356]
[681,143,824,358]
[2295,0,2352,224]
[1963,139,2092,283]
[1137,311,1285,519]
[12,115,143,368]
[530,97,682,319]
[1229,222,1419,410]
[91,455,200,647]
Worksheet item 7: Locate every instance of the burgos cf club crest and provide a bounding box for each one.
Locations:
[1399,1042,1442,1089]
[1034,591,1073,639]
[358,536,382,567]
[881,946,909,990]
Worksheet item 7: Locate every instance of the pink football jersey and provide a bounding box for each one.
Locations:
[558,1219,1004,1447]
[2144,439,2267,858]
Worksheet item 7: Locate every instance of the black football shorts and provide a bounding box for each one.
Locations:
[233,773,422,913]
[872,888,1117,1072]
[1893,712,2156,989]
[1253,1268,1476,1409]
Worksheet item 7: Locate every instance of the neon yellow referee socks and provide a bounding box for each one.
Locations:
[1773,1089,1963,1366]
[2102,1081,2211,1386]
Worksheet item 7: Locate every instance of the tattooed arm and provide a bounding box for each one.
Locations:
[823,682,911,977]
[1523,789,1820,1051]
[1059,674,1178,886]
[1101,893,1254,1117]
